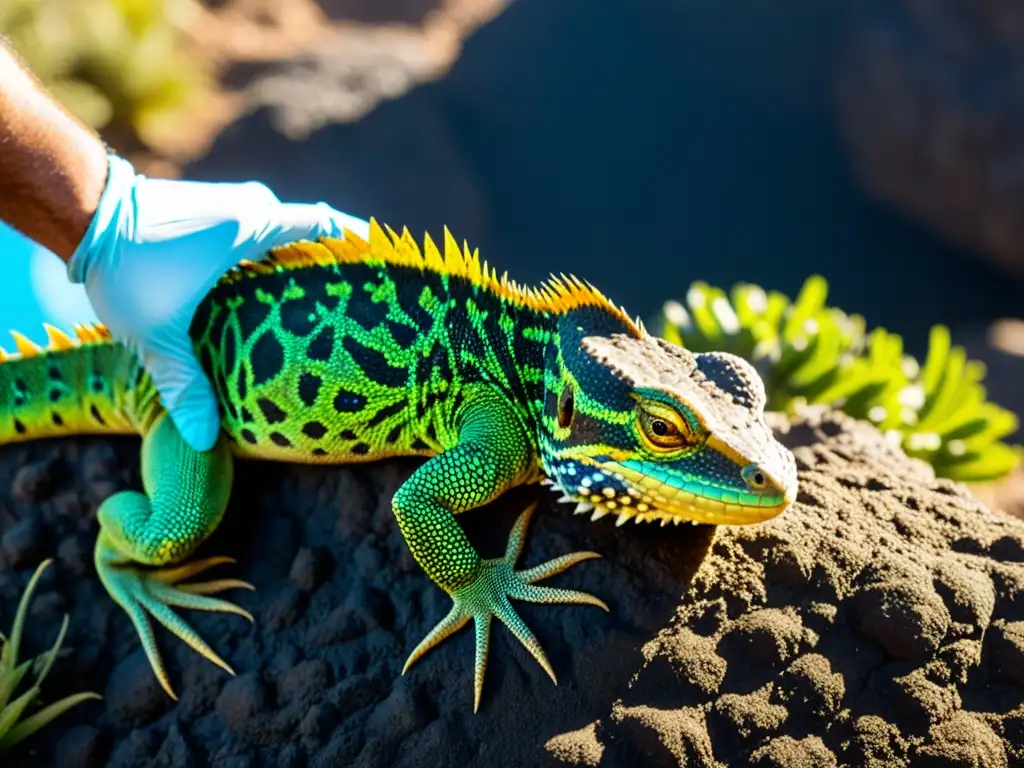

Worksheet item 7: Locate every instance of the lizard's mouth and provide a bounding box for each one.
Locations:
[545,460,794,527]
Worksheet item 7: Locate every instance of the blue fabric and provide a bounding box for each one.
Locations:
[0,222,98,338]
[68,154,370,452]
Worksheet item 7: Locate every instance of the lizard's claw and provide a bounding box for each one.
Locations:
[94,532,255,699]
[401,503,608,712]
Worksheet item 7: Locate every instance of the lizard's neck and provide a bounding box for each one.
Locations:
[536,308,644,478]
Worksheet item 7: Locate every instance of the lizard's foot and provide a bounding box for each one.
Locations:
[401,503,608,711]
[95,532,255,699]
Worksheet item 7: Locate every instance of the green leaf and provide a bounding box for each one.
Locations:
[934,443,1024,483]
[657,275,1022,483]
[0,688,39,742]
[0,692,102,752]
[0,661,32,716]
[2,560,51,672]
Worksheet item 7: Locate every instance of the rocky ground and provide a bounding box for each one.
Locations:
[0,407,1021,767]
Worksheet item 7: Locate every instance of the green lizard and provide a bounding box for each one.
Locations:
[0,219,797,711]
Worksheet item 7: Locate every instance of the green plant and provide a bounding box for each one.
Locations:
[0,0,210,148]
[0,559,101,754]
[656,275,1022,483]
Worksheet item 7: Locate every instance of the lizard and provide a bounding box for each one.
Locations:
[0,219,798,711]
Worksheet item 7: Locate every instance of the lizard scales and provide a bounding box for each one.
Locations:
[0,218,798,711]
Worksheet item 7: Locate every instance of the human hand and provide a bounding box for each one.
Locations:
[68,154,370,452]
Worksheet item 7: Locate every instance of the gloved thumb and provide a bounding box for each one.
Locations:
[139,338,223,453]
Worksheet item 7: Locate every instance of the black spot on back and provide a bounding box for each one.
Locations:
[269,432,292,447]
[251,332,285,386]
[200,346,216,381]
[51,412,63,427]
[394,272,436,330]
[302,421,328,439]
[224,326,238,376]
[312,448,328,456]
[240,428,257,444]
[386,424,403,443]
[91,377,104,393]
[13,419,25,435]
[514,328,546,370]
[387,321,419,349]
[210,305,230,350]
[411,438,430,451]
[307,326,334,362]
[238,363,249,401]
[280,295,319,336]
[190,296,214,337]
[90,404,106,426]
[415,343,450,392]
[348,283,389,332]
[257,397,287,424]
[366,399,407,428]
[333,388,365,413]
[340,429,358,440]
[352,443,370,455]
[47,365,62,380]
[48,389,61,403]
[298,373,322,407]
[236,295,271,340]
[342,337,407,388]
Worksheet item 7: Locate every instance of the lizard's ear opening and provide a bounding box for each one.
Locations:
[557,384,575,429]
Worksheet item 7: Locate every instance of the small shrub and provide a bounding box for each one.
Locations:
[656,275,1022,482]
[0,0,210,148]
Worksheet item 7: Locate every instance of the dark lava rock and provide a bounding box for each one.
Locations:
[1,517,43,568]
[12,456,63,502]
[0,409,1020,766]
[105,650,172,727]
[54,725,107,768]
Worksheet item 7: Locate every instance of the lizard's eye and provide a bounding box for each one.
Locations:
[742,464,769,489]
[637,403,693,450]
[557,384,575,429]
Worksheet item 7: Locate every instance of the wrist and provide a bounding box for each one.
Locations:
[0,42,109,261]
[67,154,138,284]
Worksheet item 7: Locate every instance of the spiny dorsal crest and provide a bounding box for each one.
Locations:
[0,323,110,362]
[223,217,640,331]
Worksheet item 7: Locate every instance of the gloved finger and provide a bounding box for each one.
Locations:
[139,340,223,453]
[259,202,370,248]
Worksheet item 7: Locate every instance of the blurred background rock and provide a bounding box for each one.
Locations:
[2,0,1024,506]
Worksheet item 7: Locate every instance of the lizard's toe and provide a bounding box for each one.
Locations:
[95,533,253,699]
[402,504,606,712]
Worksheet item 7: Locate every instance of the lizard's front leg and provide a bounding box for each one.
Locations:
[94,412,252,699]
[394,386,607,711]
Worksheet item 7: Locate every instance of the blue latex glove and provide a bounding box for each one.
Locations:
[68,154,370,452]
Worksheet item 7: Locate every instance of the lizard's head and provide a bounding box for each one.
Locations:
[540,333,797,527]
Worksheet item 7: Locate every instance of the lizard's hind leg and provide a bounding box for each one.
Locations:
[93,412,252,699]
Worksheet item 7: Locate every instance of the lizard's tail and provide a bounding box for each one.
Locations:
[0,323,153,445]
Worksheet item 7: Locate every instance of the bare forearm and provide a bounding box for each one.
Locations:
[0,41,108,262]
